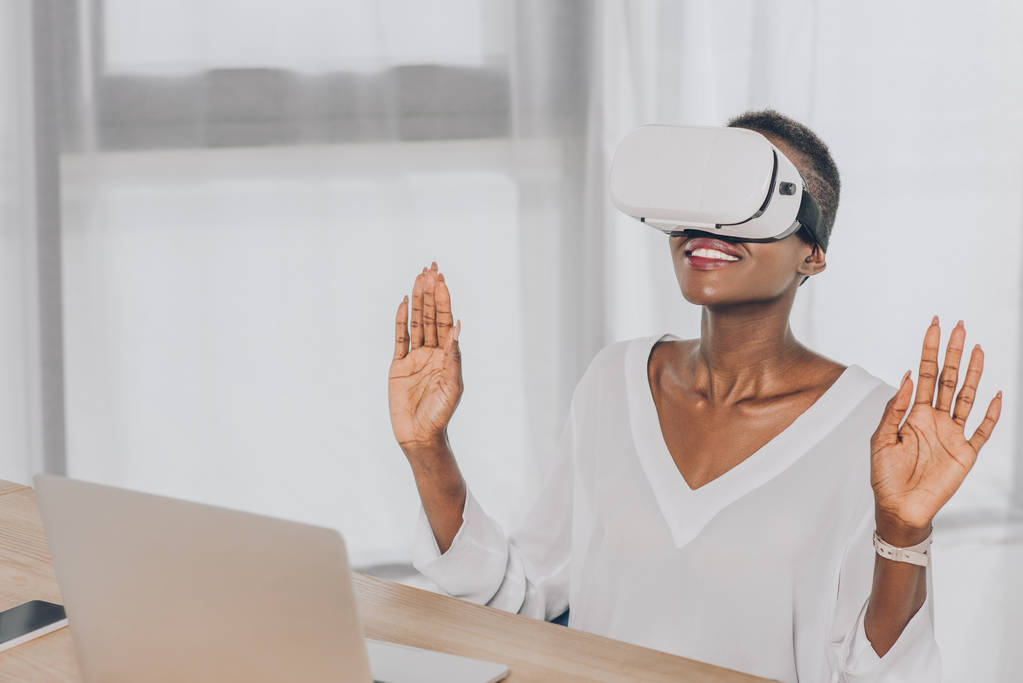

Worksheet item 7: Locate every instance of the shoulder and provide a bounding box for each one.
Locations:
[845,364,898,405]
[799,347,897,411]
[581,332,687,380]
[806,365,899,523]
[821,364,898,499]
[810,363,899,440]
[570,332,676,403]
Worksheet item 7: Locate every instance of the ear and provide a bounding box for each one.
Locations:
[796,243,827,278]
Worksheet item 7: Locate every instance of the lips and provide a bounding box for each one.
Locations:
[682,237,743,259]
[680,236,743,271]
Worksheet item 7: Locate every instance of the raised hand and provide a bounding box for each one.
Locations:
[870,317,1003,542]
[388,262,463,453]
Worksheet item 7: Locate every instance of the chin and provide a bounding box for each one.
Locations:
[676,262,797,307]
[679,273,793,307]
[674,253,749,306]
[679,279,736,306]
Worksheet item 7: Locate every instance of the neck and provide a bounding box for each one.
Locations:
[688,293,808,401]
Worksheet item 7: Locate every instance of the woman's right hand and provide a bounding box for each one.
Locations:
[388,261,463,455]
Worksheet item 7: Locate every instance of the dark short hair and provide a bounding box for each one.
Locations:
[726,109,840,252]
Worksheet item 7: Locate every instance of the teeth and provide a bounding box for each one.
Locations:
[690,247,738,261]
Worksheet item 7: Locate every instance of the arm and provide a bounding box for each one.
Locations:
[403,432,465,554]
[865,317,1002,656]
[388,262,573,618]
[410,412,575,619]
[863,512,930,656]
[829,505,939,679]
[388,262,467,553]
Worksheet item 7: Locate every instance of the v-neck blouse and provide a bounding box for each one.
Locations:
[629,333,884,549]
[412,333,940,682]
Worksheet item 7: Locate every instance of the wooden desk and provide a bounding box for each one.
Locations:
[0,480,772,682]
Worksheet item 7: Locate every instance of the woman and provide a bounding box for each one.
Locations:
[386,110,1002,681]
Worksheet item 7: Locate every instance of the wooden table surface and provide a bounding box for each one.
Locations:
[0,480,773,682]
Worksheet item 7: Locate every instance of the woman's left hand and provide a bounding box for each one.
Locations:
[870,316,1003,544]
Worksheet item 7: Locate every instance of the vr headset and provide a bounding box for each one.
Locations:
[608,124,826,250]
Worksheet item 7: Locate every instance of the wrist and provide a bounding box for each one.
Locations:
[403,433,463,493]
[400,431,450,459]
[874,506,933,547]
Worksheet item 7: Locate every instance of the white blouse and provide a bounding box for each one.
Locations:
[411,333,940,682]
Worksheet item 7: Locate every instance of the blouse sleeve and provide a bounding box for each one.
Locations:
[828,506,942,681]
[409,407,575,622]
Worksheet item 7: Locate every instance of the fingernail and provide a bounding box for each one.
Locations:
[931,315,939,325]
[403,295,408,303]
[901,370,911,385]
[438,273,445,282]
[975,344,982,351]
[996,390,1003,399]
[432,261,438,269]
[956,319,964,328]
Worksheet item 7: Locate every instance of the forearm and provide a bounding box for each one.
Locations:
[863,509,930,657]
[403,432,467,554]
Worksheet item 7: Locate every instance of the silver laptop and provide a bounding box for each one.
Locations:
[34,474,508,683]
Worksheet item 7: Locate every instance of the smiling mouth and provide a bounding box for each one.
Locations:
[685,247,740,262]
[681,237,744,267]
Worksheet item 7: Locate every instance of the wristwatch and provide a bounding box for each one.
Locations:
[873,529,932,567]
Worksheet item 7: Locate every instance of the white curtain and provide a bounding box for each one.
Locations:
[5,2,1021,678]
[0,0,59,484]
[57,0,594,570]
[0,1,33,482]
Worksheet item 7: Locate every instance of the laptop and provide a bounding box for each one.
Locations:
[34,474,508,683]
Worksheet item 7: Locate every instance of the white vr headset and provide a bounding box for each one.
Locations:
[608,124,826,250]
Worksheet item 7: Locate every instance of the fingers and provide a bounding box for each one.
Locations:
[393,296,410,360]
[914,316,941,406]
[935,320,965,412]
[952,345,984,426]
[424,262,438,347]
[436,271,454,348]
[407,262,453,351]
[968,391,1003,453]
[874,371,913,446]
[410,268,426,349]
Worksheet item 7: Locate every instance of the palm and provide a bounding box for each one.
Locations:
[389,345,460,447]
[388,263,463,450]
[871,318,1002,530]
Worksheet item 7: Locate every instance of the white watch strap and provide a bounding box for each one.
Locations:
[873,529,932,567]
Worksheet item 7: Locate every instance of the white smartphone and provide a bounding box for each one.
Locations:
[0,600,68,652]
